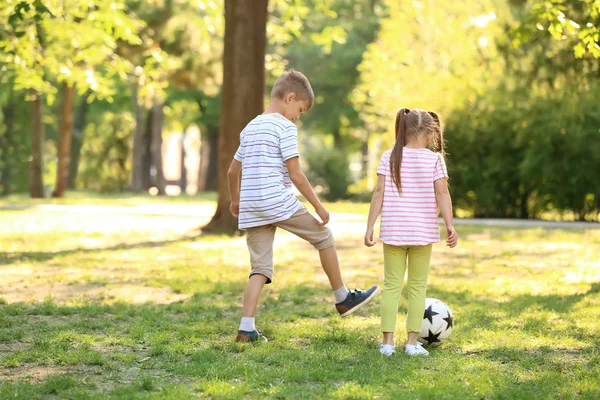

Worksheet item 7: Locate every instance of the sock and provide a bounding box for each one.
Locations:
[333,285,350,303]
[239,317,255,332]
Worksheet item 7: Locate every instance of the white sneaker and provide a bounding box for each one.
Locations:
[379,343,395,356]
[405,342,429,356]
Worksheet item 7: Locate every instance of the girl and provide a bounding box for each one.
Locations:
[364,108,458,356]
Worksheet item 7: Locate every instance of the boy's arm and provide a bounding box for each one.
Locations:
[434,178,458,247]
[228,159,242,217]
[286,157,329,226]
[365,175,385,247]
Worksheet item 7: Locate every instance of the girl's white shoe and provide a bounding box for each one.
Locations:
[405,342,429,356]
[379,343,395,356]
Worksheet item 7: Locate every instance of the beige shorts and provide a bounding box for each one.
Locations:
[246,206,335,284]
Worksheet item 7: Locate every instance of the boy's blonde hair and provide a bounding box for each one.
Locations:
[271,69,314,109]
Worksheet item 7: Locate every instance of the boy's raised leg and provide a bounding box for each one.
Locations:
[319,245,381,317]
[319,245,344,291]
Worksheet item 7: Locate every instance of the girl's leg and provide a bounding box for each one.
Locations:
[381,244,408,345]
[405,244,433,345]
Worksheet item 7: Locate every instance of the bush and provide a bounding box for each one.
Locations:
[305,145,352,201]
[446,83,600,221]
[78,112,134,192]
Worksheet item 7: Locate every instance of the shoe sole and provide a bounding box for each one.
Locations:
[235,334,268,343]
[235,334,251,343]
[340,285,381,318]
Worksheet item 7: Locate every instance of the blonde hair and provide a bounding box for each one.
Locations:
[390,108,445,193]
[271,69,314,108]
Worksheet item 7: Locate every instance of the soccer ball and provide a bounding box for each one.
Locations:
[418,298,454,346]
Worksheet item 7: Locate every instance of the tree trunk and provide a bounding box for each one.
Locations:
[180,136,187,193]
[361,139,369,179]
[131,81,146,192]
[150,99,166,195]
[142,107,153,190]
[197,127,218,192]
[29,93,45,198]
[53,83,75,198]
[68,91,90,189]
[333,127,343,148]
[0,88,15,196]
[203,0,268,232]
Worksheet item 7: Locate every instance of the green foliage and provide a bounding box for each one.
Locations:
[78,110,134,192]
[446,82,600,220]
[512,0,600,59]
[0,0,147,101]
[281,0,382,144]
[305,144,352,201]
[354,0,506,136]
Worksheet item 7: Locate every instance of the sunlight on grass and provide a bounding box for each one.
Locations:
[0,206,599,398]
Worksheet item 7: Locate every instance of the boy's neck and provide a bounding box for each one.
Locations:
[263,100,285,116]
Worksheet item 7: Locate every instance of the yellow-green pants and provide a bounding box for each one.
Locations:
[381,243,432,333]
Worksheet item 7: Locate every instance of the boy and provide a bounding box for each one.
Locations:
[228,69,380,342]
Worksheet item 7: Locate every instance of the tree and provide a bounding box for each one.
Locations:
[67,90,90,189]
[124,0,223,194]
[512,0,600,59]
[53,82,75,197]
[203,0,268,232]
[1,0,146,197]
[280,0,382,197]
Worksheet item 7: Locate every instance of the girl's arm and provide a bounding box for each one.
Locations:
[365,175,385,247]
[434,178,458,247]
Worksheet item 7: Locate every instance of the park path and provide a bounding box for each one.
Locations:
[2,203,599,230]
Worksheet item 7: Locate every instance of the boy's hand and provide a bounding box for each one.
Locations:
[230,201,239,218]
[364,226,376,247]
[315,205,330,226]
[446,226,458,248]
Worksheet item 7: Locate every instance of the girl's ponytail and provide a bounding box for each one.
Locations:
[390,108,409,193]
[428,111,445,160]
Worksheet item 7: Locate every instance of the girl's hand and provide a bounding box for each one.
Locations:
[364,227,376,247]
[446,226,458,248]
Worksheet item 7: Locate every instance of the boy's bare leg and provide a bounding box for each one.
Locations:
[318,245,344,291]
[321,244,381,316]
[242,274,268,317]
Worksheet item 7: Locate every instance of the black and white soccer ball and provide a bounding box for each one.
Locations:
[418,298,454,346]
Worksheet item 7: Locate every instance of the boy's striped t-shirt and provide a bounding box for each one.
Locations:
[377,148,448,246]
[234,113,302,230]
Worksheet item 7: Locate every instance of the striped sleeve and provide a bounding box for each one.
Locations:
[233,131,245,162]
[377,152,390,176]
[433,154,449,181]
[280,125,299,161]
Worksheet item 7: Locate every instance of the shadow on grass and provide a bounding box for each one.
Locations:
[427,282,600,344]
[0,235,205,265]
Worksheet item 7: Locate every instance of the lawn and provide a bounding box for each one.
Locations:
[0,195,599,399]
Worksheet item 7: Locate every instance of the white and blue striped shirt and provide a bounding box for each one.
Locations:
[234,113,302,230]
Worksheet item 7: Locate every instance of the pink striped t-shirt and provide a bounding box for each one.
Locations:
[377,148,449,246]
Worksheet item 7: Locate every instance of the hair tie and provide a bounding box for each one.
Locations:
[405,108,411,114]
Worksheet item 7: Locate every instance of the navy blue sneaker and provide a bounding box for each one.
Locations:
[335,285,381,317]
[235,329,268,343]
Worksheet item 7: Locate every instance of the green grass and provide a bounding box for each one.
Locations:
[0,190,218,207]
[0,200,599,399]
